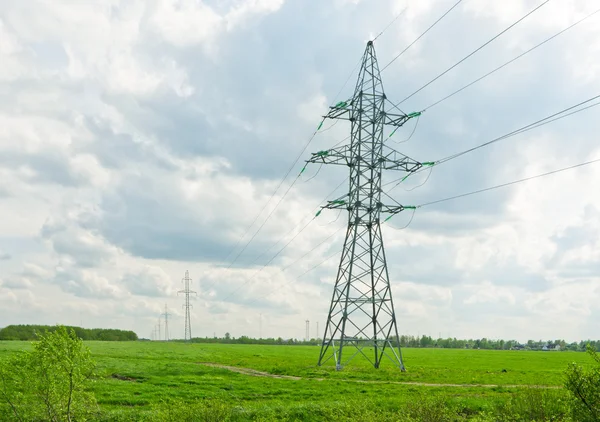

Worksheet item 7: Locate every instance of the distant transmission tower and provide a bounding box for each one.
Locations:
[161,304,171,342]
[178,270,196,341]
[305,320,310,341]
[307,41,427,371]
[157,319,161,341]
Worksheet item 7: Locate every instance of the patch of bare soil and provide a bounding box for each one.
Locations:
[111,373,137,382]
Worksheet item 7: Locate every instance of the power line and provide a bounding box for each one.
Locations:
[281,225,345,272]
[394,0,551,106]
[380,0,464,72]
[373,7,408,42]
[218,213,319,303]
[416,156,600,209]
[245,248,342,308]
[434,95,600,165]
[422,7,600,111]
[201,7,428,294]
[383,94,600,191]
[207,177,346,291]
[198,47,367,296]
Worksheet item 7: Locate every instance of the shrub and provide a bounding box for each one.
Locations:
[0,325,97,421]
[565,345,600,421]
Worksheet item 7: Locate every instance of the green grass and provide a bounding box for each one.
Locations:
[0,341,591,420]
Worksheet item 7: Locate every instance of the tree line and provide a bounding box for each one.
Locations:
[0,325,138,341]
[179,333,600,351]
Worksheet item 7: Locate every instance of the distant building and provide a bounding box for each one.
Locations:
[542,343,561,351]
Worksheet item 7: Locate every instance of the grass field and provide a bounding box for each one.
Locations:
[0,341,594,421]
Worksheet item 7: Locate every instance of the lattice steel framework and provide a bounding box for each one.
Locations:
[307,41,425,371]
[178,270,196,341]
[161,304,171,342]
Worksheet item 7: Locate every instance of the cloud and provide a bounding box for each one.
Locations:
[121,266,174,297]
[0,276,33,289]
[52,267,123,299]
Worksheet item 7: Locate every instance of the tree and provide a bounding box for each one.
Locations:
[565,345,600,421]
[0,326,97,421]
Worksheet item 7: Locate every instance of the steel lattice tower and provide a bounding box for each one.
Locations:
[178,270,196,341]
[161,304,171,342]
[307,41,426,371]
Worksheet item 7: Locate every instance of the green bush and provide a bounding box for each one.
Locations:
[0,325,97,421]
[565,345,600,421]
[494,388,571,421]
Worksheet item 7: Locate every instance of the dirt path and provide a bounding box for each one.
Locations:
[198,362,301,380]
[196,362,560,389]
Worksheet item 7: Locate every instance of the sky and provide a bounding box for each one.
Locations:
[0,0,599,343]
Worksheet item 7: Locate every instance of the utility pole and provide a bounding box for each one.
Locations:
[306,41,426,371]
[178,270,196,341]
[259,313,262,339]
[162,304,171,342]
[305,320,310,342]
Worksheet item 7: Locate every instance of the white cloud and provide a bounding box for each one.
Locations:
[121,266,175,297]
[464,281,516,305]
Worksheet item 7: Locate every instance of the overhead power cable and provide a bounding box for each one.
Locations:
[434,94,600,166]
[416,156,600,208]
[394,0,551,106]
[204,4,416,287]
[422,7,600,111]
[383,94,600,191]
[245,248,342,308]
[243,178,347,271]
[210,177,347,299]
[374,7,408,42]
[218,213,318,304]
[380,0,464,72]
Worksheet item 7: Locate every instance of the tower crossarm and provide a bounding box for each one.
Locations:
[320,197,415,216]
[383,110,421,127]
[322,98,354,121]
[380,203,416,215]
[381,146,432,172]
[307,144,351,166]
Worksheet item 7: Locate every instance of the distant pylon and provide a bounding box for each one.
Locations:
[178,270,197,341]
[157,319,161,341]
[305,320,310,341]
[161,304,171,342]
[306,41,427,371]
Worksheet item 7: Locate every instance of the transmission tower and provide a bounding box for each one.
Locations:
[161,304,171,342]
[305,320,310,341]
[178,270,196,341]
[157,319,161,341]
[307,41,427,371]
